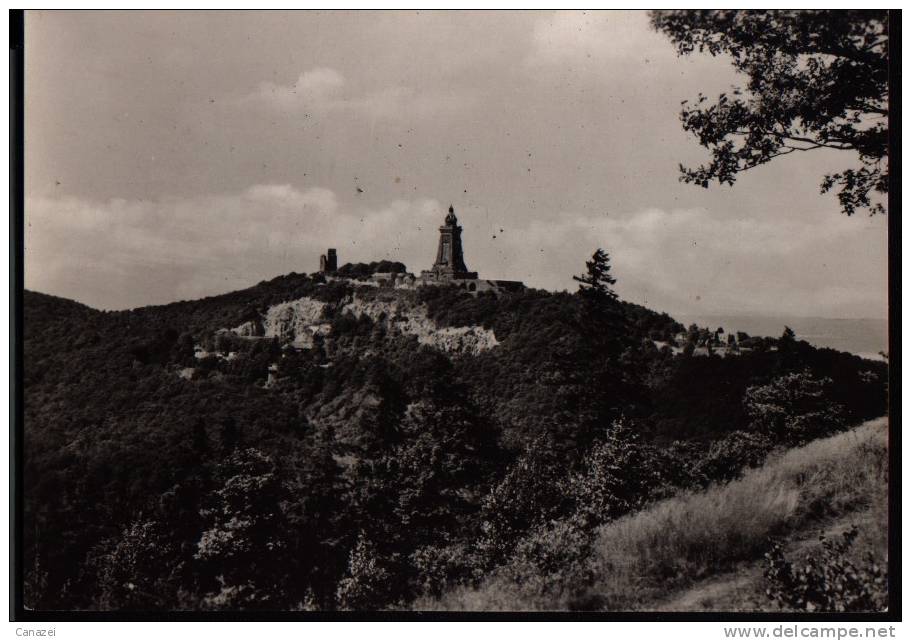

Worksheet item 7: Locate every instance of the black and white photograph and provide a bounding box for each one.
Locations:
[12,9,898,619]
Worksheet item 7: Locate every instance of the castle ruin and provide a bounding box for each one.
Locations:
[319,248,337,274]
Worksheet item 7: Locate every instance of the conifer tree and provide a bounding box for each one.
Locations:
[573,249,618,304]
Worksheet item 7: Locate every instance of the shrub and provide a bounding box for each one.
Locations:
[764,525,887,612]
[744,370,846,444]
[336,261,406,280]
[335,533,395,610]
[92,519,179,610]
[477,439,568,565]
[567,419,664,527]
[409,543,485,597]
[698,430,776,482]
[426,420,885,612]
[507,516,595,587]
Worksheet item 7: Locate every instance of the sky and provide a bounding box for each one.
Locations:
[24,10,888,319]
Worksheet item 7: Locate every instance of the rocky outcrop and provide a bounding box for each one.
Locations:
[342,296,498,355]
[261,298,330,348]
[224,294,498,356]
[231,319,264,338]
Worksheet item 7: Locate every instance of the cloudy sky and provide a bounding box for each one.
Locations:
[25,10,887,318]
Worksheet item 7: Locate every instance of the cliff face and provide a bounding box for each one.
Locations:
[229,292,498,356]
[342,295,498,355]
[262,298,330,348]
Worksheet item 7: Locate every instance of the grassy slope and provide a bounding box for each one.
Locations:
[424,417,888,612]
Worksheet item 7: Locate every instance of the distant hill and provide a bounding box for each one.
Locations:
[21,271,888,611]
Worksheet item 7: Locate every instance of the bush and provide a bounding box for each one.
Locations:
[744,370,846,444]
[409,543,485,597]
[698,430,776,482]
[92,519,179,610]
[426,420,886,612]
[335,533,395,610]
[336,261,407,280]
[477,439,568,565]
[508,516,594,585]
[764,525,887,612]
[567,419,665,527]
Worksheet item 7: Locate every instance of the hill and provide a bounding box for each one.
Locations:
[21,271,888,611]
[421,417,887,612]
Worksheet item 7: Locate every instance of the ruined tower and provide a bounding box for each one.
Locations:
[319,248,337,273]
[430,206,476,279]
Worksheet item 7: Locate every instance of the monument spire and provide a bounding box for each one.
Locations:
[432,204,470,276]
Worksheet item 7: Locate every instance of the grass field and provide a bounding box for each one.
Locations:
[422,417,889,612]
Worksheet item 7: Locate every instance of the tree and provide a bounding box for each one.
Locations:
[92,519,180,610]
[567,418,664,528]
[573,248,631,369]
[477,438,569,565]
[744,369,846,443]
[697,430,774,482]
[194,449,292,609]
[651,10,888,216]
[335,532,394,610]
[780,326,798,352]
[573,249,618,303]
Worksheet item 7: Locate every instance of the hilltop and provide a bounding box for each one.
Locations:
[22,267,888,611]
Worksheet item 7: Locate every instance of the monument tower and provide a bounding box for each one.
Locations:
[430,205,476,279]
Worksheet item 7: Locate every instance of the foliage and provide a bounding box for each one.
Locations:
[651,10,889,216]
[567,419,665,528]
[408,542,485,597]
[194,449,292,609]
[336,261,407,280]
[573,248,618,303]
[496,517,597,609]
[744,369,846,443]
[697,430,776,481]
[335,533,394,610]
[765,526,887,612]
[477,439,568,566]
[92,519,180,610]
[426,418,887,612]
[20,260,887,611]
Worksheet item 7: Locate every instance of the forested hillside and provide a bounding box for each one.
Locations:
[22,269,887,611]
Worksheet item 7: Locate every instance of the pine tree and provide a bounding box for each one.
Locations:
[573,249,618,304]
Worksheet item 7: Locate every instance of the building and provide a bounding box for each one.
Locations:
[421,205,478,282]
[319,248,337,274]
[419,205,523,294]
[317,205,524,294]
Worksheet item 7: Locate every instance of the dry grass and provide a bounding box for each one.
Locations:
[422,417,888,612]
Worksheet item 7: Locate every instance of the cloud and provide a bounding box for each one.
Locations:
[26,187,886,320]
[25,185,444,310]
[251,67,346,110]
[237,66,474,121]
[463,206,886,319]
